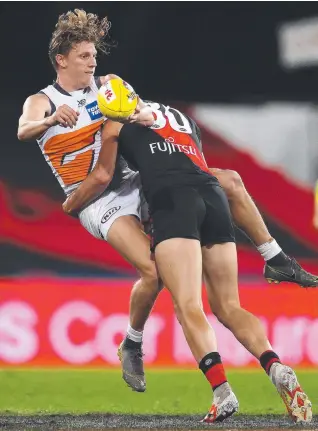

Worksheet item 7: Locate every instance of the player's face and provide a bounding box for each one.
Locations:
[61,41,97,88]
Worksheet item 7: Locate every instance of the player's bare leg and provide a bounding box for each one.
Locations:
[155,238,238,423]
[203,242,271,357]
[202,242,312,423]
[107,215,161,392]
[210,169,270,246]
[155,238,214,360]
[211,168,318,287]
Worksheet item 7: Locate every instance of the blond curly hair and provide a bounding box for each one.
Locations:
[49,9,112,69]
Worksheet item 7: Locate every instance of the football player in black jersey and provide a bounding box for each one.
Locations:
[63,98,312,424]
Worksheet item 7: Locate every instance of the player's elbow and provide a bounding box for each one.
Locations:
[17,127,27,141]
[17,124,34,141]
[93,166,113,186]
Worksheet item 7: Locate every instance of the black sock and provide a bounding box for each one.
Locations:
[199,352,222,373]
[199,352,227,390]
[260,350,281,374]
[267,251,290,267]
[124,337,141,349]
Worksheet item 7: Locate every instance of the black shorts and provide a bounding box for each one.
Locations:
[149,183,235,251]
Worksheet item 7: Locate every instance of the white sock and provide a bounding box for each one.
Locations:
[127,324,143,343]
[257,239,282,261]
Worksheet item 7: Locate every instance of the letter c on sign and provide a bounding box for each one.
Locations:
[49,301,102,364]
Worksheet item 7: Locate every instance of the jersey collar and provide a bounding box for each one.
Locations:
[53,81,90,96]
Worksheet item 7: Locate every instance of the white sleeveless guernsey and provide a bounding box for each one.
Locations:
[37,77,132,196]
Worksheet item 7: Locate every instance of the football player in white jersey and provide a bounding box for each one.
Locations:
[17,9,160,392]
[18,9,318,395]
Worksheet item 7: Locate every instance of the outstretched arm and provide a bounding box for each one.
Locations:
[63,120,123,216]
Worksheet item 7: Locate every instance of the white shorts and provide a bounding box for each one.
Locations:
[78,172,149,241]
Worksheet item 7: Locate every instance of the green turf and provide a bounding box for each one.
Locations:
[0,368,317,415]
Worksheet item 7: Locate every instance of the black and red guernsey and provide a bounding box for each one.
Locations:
[118,102,218,202]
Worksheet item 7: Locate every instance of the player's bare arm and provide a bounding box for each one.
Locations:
[129,99,155,127]
[17,94,52,141]
[62,120,123,216]
[17,94,79,141]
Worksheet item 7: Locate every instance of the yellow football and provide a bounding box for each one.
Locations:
[97,78,138,120]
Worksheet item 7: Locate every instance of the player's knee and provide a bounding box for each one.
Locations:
[175,299,203,323]
[213,302,241,328]
[138,262,162,292]
[222,170,244,200]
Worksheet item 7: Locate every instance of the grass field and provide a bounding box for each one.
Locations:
[0,368,317,416]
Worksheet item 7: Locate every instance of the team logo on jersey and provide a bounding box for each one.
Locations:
[86,101,103,120]
[149,141,197,156]
[101,206,121,224]
[77,99,86,108]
